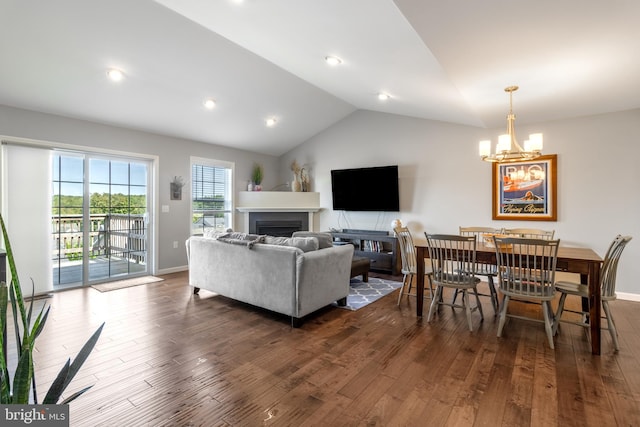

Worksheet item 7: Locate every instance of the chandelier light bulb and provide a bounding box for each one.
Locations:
[265,118,277,127]
[203,98,216,109]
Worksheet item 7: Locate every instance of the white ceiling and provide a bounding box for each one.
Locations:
[1,0,639,156]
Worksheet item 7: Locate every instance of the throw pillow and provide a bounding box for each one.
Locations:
[263,236,319,252]
[204,229,259,240]
[291,231,333,249]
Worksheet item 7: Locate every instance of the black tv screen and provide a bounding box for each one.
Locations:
[331,165,400,212]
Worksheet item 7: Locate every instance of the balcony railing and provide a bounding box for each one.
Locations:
[52,213,147,263]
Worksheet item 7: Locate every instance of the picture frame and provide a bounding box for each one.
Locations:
[492,154,557,221]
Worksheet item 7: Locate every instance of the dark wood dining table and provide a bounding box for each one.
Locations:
[415,242,604,354]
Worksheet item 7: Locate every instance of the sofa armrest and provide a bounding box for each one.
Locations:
[295,244,354,317]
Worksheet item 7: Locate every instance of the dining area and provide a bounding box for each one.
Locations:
[394,225,631,355]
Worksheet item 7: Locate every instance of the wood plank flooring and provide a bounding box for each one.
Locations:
[15,271,640,426]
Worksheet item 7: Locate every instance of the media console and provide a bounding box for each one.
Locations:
[331,229,400,276]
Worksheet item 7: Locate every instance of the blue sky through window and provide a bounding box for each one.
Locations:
[53,155,147,197]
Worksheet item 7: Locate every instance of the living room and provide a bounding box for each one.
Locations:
[1,0,640,425]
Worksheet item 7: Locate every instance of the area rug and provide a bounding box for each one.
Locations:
[333,277,403,311]
[91,276,164,292]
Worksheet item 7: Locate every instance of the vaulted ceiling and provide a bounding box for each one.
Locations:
[1,0,639,156]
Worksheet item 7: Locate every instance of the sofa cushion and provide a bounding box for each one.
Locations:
[291,231,333,249]
[264,236,319,252]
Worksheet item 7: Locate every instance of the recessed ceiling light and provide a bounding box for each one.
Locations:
[265,118,277,127]
[106,68,124,82]
[378,93,391,101]
[325,56,342,66]
[203,98,216,109]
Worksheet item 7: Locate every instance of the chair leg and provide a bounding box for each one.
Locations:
[553,292,568,335]
[406,273,413,294]
[426,274,434,299]
[602,301,620,351]
[542,301,555,349]
[462,290,473,331]
[397,273,409,305]
[427,286,442,322]
[497,295,509,337]
[472,287,484,320]
[452,288,459,306]
[487,276,499,315]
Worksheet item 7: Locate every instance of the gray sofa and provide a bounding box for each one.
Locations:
[186,231,354,326]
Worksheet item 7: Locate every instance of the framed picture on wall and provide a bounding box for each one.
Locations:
[492,154,557,221]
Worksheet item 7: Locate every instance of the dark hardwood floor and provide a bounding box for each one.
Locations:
[21,271,640,426]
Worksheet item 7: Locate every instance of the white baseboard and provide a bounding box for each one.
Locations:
[617,292,640,302]
[156,265,188,276]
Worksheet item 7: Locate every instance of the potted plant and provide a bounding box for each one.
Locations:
[252,163,263,191]
[0,214,103,404]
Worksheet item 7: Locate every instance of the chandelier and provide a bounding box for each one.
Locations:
[479,86,543,163]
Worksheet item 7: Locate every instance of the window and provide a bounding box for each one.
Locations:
[191,157,234,234]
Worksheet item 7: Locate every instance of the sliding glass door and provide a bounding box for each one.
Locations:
[52,153,151,287]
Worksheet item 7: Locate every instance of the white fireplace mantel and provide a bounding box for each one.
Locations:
[236,191,321,232]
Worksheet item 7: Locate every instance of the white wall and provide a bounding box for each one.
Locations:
[281,109,640,297]
[0,105,279,273]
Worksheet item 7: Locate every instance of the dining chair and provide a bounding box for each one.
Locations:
[553,235,632,351]
[425,233,483,331]
[458,226,501,315]
[501,228,555,240]
[493,236,560,349]
[394,226,433,305]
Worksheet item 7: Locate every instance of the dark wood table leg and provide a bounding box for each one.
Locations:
[588,262,601,355]
[580,273,589,313]
[416,246,425,317]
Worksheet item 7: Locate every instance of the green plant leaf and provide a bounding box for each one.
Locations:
[8,286,23,359]
[0,215,27,328]
[43,322,104,404]
[27,303,49,404]
[42,359,70,404]
[0,282,7,371]
[29,305,50,342]
[1,367,10,404]
[12,344,32,403]
[60,385,93,405]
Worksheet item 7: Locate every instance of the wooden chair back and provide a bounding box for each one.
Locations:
[425,234,478,287]
[493,236,560,300]
[501,228,555,240]
[601,235,632,298]
[459,226,501,275]
[394,226,417,275]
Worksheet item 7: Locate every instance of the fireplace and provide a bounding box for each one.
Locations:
[237,191,321,235]
[249,212,308,237]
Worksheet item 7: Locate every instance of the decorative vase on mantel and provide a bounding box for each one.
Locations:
[292,176,302,192]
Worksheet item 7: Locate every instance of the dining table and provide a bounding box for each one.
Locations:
[415,242,604,355]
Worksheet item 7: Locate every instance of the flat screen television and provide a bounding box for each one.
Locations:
[331,165,400,211]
